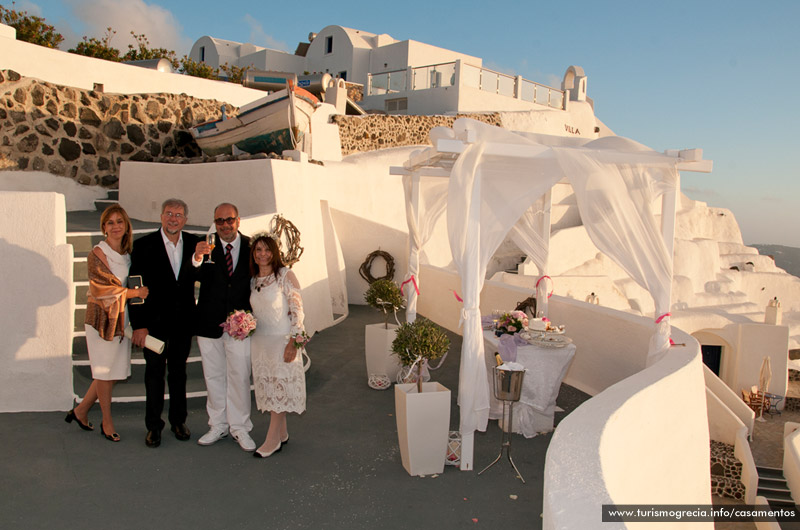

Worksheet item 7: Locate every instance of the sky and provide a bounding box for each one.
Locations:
[12,0,800,246]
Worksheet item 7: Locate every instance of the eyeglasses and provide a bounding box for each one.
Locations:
[214,217,238,225]
[163,211,185,219]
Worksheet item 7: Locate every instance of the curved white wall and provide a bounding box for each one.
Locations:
[544,330,711,529]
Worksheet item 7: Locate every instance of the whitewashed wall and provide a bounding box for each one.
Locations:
[0,192,74,411]
[119,158,336,335]
[0,28,265,107]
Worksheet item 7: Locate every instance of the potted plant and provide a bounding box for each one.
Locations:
[363,279,405,389]
[391,318,451,476]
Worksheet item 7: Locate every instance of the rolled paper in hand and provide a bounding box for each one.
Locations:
[124,326,165,354]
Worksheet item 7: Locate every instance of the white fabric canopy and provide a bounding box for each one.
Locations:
[402,118,684,453]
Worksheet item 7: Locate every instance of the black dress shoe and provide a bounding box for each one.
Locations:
[145,429,161,448]
[100,422,120,442]
[65,409,93,431]
[171,423,191,441]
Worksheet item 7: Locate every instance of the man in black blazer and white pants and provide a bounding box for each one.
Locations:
[192,203,255,451]
[129,198,198,448]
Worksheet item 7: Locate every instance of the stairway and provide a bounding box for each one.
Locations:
[69,190,207,403]
[756,466,795,508]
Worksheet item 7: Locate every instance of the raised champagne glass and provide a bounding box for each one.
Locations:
[205,232,216,264]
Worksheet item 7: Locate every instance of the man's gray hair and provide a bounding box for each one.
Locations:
[162,198,188,217]
[214,202,239,217]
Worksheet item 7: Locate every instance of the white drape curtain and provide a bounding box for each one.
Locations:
[509,199,549,275]
[402,173,448,322]
[446,121,562,435]
[438,118,680,437]
[551,137,679,360]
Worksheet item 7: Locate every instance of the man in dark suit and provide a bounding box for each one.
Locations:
[129,198,198,448]
[192,203,255,451]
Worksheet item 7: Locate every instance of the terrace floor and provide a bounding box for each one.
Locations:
[0,303,591,530]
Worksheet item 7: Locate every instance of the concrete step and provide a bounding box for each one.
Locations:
[94,198,118,212]
[73,361,209,403]
[759,477,790,491]
[757,466,786,480]
[71,335,203,364]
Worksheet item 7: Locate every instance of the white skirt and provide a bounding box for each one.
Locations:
[85,325,132,381]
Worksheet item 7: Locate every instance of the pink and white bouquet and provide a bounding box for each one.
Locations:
[221,309,257,340]
[495,310,529,336]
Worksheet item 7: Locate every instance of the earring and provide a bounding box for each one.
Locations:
[104,232,108,238]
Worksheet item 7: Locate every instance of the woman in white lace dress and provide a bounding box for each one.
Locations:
[248,234,307,458]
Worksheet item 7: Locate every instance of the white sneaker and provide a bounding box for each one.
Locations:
[231,430,256,452]
[197,427,228,446]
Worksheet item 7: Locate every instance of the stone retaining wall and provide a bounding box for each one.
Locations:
[710,440,745,500]
[333,113,502,156]
[2,70,506,186]
[1,69,228,186]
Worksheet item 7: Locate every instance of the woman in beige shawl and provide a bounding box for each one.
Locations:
[65,205,149,442]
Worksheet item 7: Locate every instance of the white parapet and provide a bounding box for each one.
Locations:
[0,191,74,411]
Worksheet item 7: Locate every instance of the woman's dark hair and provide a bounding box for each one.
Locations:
[249,235,284,279]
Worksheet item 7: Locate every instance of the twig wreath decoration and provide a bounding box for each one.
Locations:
[269,214,304,267]
[359,250,395,284]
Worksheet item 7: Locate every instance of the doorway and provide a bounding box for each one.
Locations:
[702,345,723,375]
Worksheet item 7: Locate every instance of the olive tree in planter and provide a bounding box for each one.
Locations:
[364,279,405,389]
[391,318,451,476]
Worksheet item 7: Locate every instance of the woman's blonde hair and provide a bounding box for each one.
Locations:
[100,204,133,254]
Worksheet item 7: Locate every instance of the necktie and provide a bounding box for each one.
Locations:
[225,243,233,276]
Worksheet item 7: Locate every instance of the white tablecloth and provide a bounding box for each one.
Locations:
[484,331,576,438]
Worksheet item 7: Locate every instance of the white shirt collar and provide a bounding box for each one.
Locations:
[160,227,183,247]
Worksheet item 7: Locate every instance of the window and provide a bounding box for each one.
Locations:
[385,98,407,113]
[199,46,205,62]
[325,36,333,54]
[338,71,347,81]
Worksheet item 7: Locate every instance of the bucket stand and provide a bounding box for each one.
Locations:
[479,366,526,483]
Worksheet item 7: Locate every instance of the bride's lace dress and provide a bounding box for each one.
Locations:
[250,267,306,414]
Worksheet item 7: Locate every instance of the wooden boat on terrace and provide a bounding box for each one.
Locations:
[190,82,320,157]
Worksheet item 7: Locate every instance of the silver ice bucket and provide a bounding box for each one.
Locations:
[493,366,525,402]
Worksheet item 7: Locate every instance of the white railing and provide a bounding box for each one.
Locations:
[367,61,565,109]
[411,62,456,90]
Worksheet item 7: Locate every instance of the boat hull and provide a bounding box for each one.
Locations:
[191,87,318,157]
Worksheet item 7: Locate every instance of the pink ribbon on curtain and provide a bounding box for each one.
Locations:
[400,275,419,296]
[536,275,554,299]
[655,312,675,345]
[452,290,463,302]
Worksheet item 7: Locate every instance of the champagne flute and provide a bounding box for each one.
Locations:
[205,232,216,264]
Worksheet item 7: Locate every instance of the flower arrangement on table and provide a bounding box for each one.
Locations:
[221,309,257,340]
[495,310,529,336]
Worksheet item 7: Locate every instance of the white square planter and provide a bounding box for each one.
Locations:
[365,323,402,381]
[395,382,451,476]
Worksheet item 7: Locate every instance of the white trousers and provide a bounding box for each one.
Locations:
[197,335,253,433]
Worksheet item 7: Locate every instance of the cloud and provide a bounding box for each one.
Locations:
[682,186,720,199]
[243,14,289,52]
[64,0,193,55]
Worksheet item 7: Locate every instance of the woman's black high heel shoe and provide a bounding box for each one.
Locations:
[65,409,93,431]
[100,422,120,442]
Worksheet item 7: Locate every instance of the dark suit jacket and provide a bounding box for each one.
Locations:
[195,233,252,338]
[128,229,199,342]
